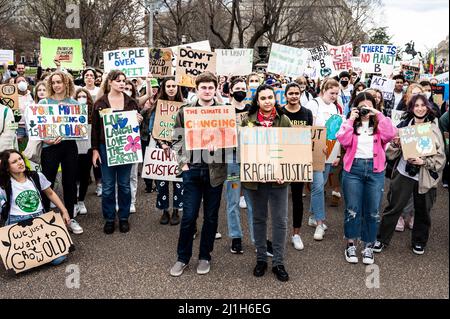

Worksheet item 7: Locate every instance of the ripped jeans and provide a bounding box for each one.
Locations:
[342,159,385,245]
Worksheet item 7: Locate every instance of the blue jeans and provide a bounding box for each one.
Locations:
[310,163,332,221]
[177,167,223,264]
[225,163,254,243]
[99,144,132,222]
[7,213,67,266]
[342,159,384,244]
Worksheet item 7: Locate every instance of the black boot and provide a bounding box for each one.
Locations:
[159,210,170,225]
[170,209,180,225]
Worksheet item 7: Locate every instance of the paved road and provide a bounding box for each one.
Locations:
[0,173,448,299]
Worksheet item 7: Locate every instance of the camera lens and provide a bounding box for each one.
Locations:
[359,108,369,116]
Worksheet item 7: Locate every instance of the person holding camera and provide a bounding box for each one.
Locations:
[374,94,446,255]
[337,93,397,264]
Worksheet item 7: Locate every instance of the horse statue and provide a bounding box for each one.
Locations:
[403,41,423,60]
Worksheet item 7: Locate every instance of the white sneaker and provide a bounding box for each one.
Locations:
[239,196,247,209]
[332,191,341,198]
[215,232,222,239]
[345,244,358,263]
[313,224,325,241]
[362,247,374,265]
[130,203,136,213]
[78,201,87,215]
[95,184,102,197]
[73,204,80,218]
[291,234,304,250]
[308,216,327,230]
[68,219,83,234]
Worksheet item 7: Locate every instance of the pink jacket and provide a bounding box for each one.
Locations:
[336,112,397,173]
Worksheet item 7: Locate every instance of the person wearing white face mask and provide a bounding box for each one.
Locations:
[420,80,441,117]
[14,76,33,151]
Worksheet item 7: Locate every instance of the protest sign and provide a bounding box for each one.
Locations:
[102,110,143,166]
[325,114,344,163]
[0,212,73,274]
[236,112,249,126]
[311,126,327,171]
[267,43,309,78]
[307,44,336,79]
[183,105,237,150]
[26,104,88,140]
[175,47,216,88]
[370,76,396,101]
[399,123,437,160]
[432,84,445,106]
[244,87,258,104]
[169,40,211,72]
[141,147,181,182]
[0,50,14,65]
[0,84,19,110]
[40,37,83,70]
[351,56,364,78]
[152,100,183,141]
[240,127,313,182]
[149,48,173,78]
[401,64,420,82]
[274,88,287,106]
[326,42,353,71]
[103,48,149,78]
[391,110,404,127]
[216,49,253,76]
[359,44,397,76]
[435,72,449,84]
[76,124,92,154]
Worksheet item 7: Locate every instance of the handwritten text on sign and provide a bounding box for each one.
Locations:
[399,123,437,160]
[175,48,216,88]
[103,48,150,78]
[149,48,173,78]
[359,44,397,75]
[184,106,237,150]
[141,147,181,182]
[370,76,396,101]
[216,49,253,76]
[0,84,19,110]
[401,64,420,82]
[27,104,88,140]
[326,42,353,71]
[307,45,336,79]
[0,212,73,274]
[103,110,143,166]
[152,100,183,141]
[267,43,309,78]
[240,127,313,182]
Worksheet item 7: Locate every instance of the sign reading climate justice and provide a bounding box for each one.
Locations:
[26,104,88,140]
[240,127,313,182]
[359,44,397,76]
[103,48,150,78]
[141,147,182,182]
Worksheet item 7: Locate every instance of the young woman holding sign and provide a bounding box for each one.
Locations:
[241,84,292,282]
[91,70,143,234]
[374,94,445,255]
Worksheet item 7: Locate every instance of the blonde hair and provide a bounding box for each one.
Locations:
[405,83,424,104]
[46,71,75,98]
[34,81,47,103]
[320,78,340,92]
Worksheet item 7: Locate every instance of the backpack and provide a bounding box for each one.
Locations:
[0,171,46,226]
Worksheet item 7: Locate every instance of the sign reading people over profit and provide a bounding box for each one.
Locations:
[359,44,397,76]
[40,37,83,70]
[399,123,437,159]
[141,147,182,182]
[0,212,73,274]
[152,100,184,141]
[149,48,173,78]
[401,64,420,82]
[175,47,216,88]
[307,44,336,79]
[0,84,19,110]
[240,127,313,182]
[183,106,237,150]
[102,110,143,166]
[370,76,396,101]
[26,104,89,140]
[0,50,14,65]
[267,43,309,78]
[103,48,150,78]
[326,42,353,71]
[216,49,253,76]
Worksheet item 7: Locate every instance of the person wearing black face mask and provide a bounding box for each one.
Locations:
[337,71,353,116]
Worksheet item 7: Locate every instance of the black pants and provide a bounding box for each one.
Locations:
[41,141,78,219]
[378,171,436,247]
[142,139,154,189]
[77,149,93,202]
[290,182,304,229]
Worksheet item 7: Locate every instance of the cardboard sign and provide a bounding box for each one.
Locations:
[169,40,212,72]
[240,127,313,182]
[432,84,445,106]
[351,56,365,78]
[267,43,309,77]
[0,212,73,274]
[401,64,420,82]
[175,47,216,88]
[399,123,437,160]
[311,126,327,171]
[152,100,184,141]
[275,88,287,106]
[149,48,173,78]
[183,105,237,150]
[216,49,253,76]
[359,44,397,76]
[0,84,19,110]
[435,72,449,84]
[102,110,143,166]
[327,42,353,71]
[103,48,150,78]
[236,111,249,127]
[26,104,88,140]
[370,76,396,101]
[391,110,404,127]
[141,147,181,182]
[244,87,258,104]
[40,37,83,70]
[0,50,14,65]
[307,45,336,79]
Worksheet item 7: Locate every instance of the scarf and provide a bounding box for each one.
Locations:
[257,107,277,127]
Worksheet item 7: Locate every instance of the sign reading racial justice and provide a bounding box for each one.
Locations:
[103,48,150,78]
[240,127,313,182]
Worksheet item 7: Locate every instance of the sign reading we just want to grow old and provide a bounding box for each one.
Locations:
[26,104,88,140]
[240,127,313,182]
[103,48,150,78]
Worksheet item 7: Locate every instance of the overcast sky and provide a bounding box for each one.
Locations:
[376,0,449,53]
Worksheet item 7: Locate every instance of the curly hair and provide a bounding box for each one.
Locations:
[46,71,75,98]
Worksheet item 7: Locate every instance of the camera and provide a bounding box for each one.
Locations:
[358,107,370,117]
[405,162,420,177]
